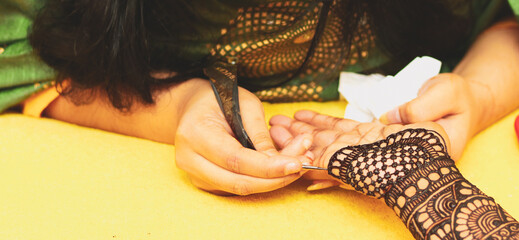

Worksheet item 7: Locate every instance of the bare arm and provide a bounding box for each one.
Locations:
[454,19,519,133]
[382,19,519,160]
[44,78,308,195]
[43,78,201,145]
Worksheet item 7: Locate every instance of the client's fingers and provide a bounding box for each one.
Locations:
[280,119,342,148]
[279,134,313,159]
[269,125,295,150]
[294,110,360,132]
[269,114,294,128]
[307,180,340,191]
[270,114,317,135]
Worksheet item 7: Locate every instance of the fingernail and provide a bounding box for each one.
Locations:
[303,139,312,150]
[381,107,401,124]
[307,183,325,191]
[392,107,402,123]
[285,162,300,175]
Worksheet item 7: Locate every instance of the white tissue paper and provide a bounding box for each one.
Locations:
[338,56,442,122]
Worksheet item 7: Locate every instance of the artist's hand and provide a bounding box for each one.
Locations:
[269,110,449,191]
[174,79,311,195]
[380,73,480,160]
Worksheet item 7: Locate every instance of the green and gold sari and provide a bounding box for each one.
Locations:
[0,0,517,113]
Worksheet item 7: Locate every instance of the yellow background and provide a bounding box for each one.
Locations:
[0,101,518,239]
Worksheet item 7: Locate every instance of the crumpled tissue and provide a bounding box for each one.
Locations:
[339,56,442,122]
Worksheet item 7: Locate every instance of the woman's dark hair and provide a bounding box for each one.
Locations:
[30,0,236,110]
[29,0,476,110]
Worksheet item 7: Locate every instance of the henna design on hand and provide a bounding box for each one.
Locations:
[327,128,519,240]
[328,129,448,198]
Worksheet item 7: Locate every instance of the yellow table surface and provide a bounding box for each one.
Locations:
[0,101,518,240]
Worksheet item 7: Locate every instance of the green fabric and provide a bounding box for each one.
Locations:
[188,0,512,102]
[0,0,518,112]
[510,0,519,21]
[0,41,54,88]
[0,0,55,113]
[172,0,515,101]
[0,82,47,112]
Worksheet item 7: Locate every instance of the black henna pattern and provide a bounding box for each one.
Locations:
[328,128,448,198]
[327,128,519,240]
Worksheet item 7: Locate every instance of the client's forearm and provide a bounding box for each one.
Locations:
[328,129,519,240]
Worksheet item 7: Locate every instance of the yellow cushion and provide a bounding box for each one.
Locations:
[0,101,518,239]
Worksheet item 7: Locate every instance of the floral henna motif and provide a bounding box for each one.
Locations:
[386,158,519,240]
[328,128,519,240]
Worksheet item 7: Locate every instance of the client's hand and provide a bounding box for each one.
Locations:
[175,80,311,195]
[269,110,449,192]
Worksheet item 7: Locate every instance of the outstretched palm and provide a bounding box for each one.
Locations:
[269,110,450,191]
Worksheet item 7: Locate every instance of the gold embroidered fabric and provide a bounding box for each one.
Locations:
[209,0,374,102]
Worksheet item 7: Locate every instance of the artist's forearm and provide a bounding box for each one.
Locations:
[454,19,519,135]
[328,129,519,240]
[44,78,205,144]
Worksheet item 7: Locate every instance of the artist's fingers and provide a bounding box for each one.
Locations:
[381,74,459,124]
[294,110,360,132]
[189,176,232,196]
[188,125,302,178]
[185,153,301,196]
[239,90,278,156]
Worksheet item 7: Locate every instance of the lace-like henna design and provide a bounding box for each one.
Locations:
[328,128,519,240]
[328,128,448,198]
